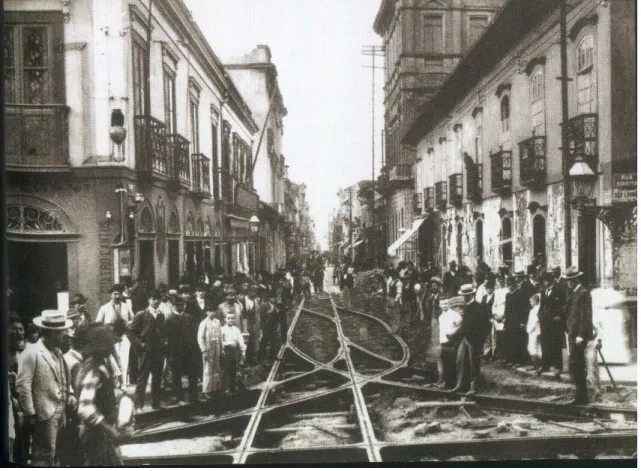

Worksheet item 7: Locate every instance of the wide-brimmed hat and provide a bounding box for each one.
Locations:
[563,267,583,280]
[33,310,73,331]
[458,284,475,296]
[506,275,517,284]
[429,276,443,286]
[70,293,87,305]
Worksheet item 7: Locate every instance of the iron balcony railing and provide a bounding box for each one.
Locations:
[567,113,598,170]
[519,135,546,188]
[490,150,512,195]
[134,115,167,178]
[435,181,447,210]
[166,134,191,189]
[191,153,211,199]
[5,104,70,170]
[423,187,434,212]
[466,162,482,203]
[449,173,463,207]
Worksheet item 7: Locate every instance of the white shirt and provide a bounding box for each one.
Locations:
[527,304,541,335]
[439,309,462,345]
[220,324,246,353]
[475,284,487,303]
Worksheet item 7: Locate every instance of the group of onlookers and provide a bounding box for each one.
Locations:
[7,266,305,466]
[378,258,601,405]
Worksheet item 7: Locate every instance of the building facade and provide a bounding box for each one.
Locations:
[284,179,316,261]
[225,46,289,272]
[403,0,636,290]
[373,0,505,265]
[5,0,262,319]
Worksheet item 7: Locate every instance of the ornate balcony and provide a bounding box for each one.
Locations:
[134,115,166,180]
[166,134,190,190]
[435,181,447,211]
[191,153,211,199]
[567,113,598,170]
[216,167,234,203]
[449,173,463,207]
[490,150,512,195]
[413,192,422,216]
[214,167,259,213]
[423,187,435,213]
[389,164,413,181]
[519,135,546,188]
[466,162,482,203]
[5,104,70,171]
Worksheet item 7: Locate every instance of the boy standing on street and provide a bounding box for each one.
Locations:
[221,313,246,394]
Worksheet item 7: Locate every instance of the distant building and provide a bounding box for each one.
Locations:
[373,0,506,265]
[403,0,636,290]
[225,46,289,272]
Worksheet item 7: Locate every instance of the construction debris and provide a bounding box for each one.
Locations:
[413,421,442,436]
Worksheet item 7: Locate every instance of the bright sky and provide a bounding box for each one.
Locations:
[184,0,384,251]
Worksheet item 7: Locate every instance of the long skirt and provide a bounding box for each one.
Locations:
[202,344,222,394]
[115,335,130,387]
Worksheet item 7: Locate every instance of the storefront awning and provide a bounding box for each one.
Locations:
[387,217,426,256]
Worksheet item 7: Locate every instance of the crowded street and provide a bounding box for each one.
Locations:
[4,0,637,466]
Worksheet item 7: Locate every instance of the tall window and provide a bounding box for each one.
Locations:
[468,15,488,47]
[4,23,56,104]
[577,35,596,114]
[189,96,199,153]
[132,34,149,115]
[530,71,545,135]
[500,96,510,133]
[454,127,462,173]
[163,68,177,134]
[474,111,483,163]
[424,15,444,55]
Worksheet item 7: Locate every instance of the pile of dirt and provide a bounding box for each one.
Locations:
[291,314,340,363]
[278,415,359,449]
[121,434,237,457]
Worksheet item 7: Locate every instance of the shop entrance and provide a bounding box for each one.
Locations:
[168,239,180,287]
[578,213,597,287]
[138,240,155,286]
[8,241,68,321]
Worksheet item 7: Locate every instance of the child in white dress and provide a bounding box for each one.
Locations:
[526,294,542,370]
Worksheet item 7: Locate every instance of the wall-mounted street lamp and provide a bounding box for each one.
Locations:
[569,153,597,209]
[113,184,145,283]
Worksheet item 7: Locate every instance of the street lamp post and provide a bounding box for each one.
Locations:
[112,184,144,284]
[250,215,260,275]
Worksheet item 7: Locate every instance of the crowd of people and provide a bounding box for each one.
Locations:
[7,256,326,466]
[376,257,601,404]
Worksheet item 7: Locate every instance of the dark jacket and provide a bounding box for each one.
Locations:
[423,293,442,320]
[539,283,566,331]
[128,308,165,355]
[504,289,521,331]
[480,292,495,320]
[165,312,200,369]
[443,271,460,298]
[566,285,594,340]
[461,301,491,347]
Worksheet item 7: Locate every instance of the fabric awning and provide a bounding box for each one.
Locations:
[387,217,426,256]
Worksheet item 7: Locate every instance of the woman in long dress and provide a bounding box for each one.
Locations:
[198,305,223,398]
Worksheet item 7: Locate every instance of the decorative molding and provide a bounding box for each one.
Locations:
[427,147,434,154]
[498,207,509,218]
[438,137,447,144]
[524,56,546,76]
[568,14,598,41]
[527,201,549,214]
[472,106,483,118]
[61,0,71,23]
[188,76,202,95]
[473,211,484,220]
[453,123,463,132]
[129,5,151,31]
[161,42,180,66]
[495,83,512,98]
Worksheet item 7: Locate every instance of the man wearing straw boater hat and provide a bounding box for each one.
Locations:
[563,267,593,405]
[16,309,77,466]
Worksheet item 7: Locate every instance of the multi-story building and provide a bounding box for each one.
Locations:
[5,0,261,318]
[284,178,315,261]
[225,45,288,272]
[373,0,505,265]
[402,0,636,290]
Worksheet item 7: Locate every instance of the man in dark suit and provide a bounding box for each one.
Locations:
[165,296,200,404]
[449,284,490,396]
[443,261,460,298]
[128,289,165,411]
[513,271,535,366]
[563,267,593,405]
[502,276,520,366]
[538,271,566,377]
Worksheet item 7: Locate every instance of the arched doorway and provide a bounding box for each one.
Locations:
[501,217,513,265]
[6,197,78,320]
[456,222,463,266]
[418,217,434,267]
[532,214,546,267]
[137,204,156,286]
[476,219,484,262]
[167,208,181,287]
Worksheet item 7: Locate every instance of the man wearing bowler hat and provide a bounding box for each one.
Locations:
[563,267,593,405]
[16,310,77,466]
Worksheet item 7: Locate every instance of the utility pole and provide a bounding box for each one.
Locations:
[349,186,354,262]
[559,0,572,269]
[361,46,385,183]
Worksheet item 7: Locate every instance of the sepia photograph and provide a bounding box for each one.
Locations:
[3,0,637,466]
